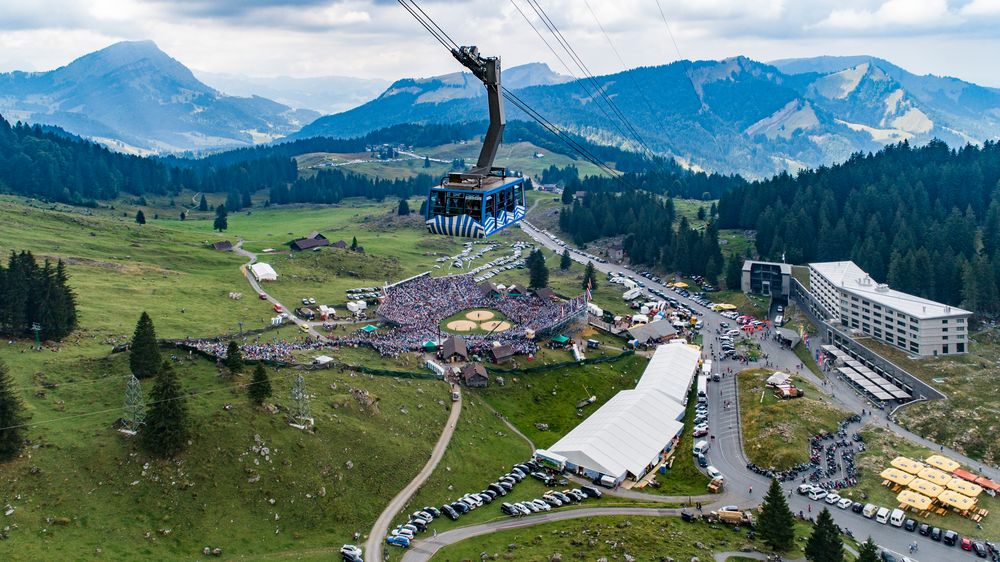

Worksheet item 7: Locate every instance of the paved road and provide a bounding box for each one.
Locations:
[232,241,327,339]
[366,389,463,561]
[516,221,982,562]
[402,507,684,561]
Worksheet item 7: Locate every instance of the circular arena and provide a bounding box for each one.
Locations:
[442,309,513,334]
[338,273,588,358]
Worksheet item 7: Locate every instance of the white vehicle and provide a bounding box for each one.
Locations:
[824,492,841,505]
[837,497,853,509]
[706,466,724,481]
[797,484,814,495]
[875,507,890,524]
[889,508,906,527]
[862,503,878,518]
[340,545,363,557]
[808,488,828,501]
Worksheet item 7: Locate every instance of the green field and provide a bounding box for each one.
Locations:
[0,347,451,560]
[433,515,821,561]
[859,332,1000,465]
[737,368,848,469]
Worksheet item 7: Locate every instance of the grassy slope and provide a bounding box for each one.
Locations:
[857,332,1000,465]
[737,368,847,469]
[0,350,451,560]
[433,515,820,561]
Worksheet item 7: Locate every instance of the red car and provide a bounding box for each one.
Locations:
[273,304,283,313]
[259,293,268,300]
[961,537,973,551]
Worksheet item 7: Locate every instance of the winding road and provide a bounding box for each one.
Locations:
[391,220,987,562]
[366,388,463,561]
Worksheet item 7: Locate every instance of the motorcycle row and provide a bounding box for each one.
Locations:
[746,415,863,490]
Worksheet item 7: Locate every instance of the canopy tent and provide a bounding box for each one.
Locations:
[551,335,570,344]
[715,303,738,311]
[361,325,378,333]
[947,479,983,498]
[975,476,1000,492]
[881,467,916,486]
[938,489,977,511]
[891,457,927,475]
[897,489,933,511]
[422,340,439,351]
[952,468,980,483]
[634,343,702,409]
[671,282,689,288]
[907,478,944,498]
[918,466,952,487]
[766,372,791,386]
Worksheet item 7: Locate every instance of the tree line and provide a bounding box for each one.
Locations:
[268,168,436,206]
[559,191,725,282]
[0,251,78,341]
[719,139,1000,313]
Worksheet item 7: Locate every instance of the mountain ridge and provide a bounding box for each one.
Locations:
[296,55,1000,177]
[0,40,319,154]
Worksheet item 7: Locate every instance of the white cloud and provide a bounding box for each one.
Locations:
[0,0,996,88]
[815,0,958,31]
[961,0,1000,15]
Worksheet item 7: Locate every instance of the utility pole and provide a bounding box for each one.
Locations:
[121,374,146,435]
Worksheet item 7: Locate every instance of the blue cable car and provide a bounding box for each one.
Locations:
[424,46,525,238]
[425,176,525,238]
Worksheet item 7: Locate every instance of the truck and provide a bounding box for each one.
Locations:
[709,508,753,525]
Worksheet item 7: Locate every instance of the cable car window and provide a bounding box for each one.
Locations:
[431,190,447,216]
[466,194,482,218]
[504,186,515,212]
[446,192,466,217]
[514,184,524,206]
[485,194,496,218]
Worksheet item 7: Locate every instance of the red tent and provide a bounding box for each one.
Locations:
[952,468,979,483]
[975,476,1000,492]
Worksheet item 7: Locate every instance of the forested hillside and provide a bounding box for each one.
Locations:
[560,191,725,281]
[719,140,1000,313]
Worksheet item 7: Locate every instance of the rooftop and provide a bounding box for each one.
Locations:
[436,175,523,193]
[809,261,970,320]
[742,260,792,274]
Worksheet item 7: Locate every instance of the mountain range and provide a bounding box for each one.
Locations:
[3,40,999,177]
[299,55,1000,176]
[0,40,320,154]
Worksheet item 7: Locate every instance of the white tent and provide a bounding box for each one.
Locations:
[634,342,701,409]
[250,263,278,282]
[766,372,791,386]
[547,387,684,481]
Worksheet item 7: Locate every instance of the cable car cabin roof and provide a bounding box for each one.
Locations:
[433,175,524,194]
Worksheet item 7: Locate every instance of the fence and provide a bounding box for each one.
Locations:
[486,349,635,376]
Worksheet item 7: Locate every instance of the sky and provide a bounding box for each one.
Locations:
[1,0,999,86]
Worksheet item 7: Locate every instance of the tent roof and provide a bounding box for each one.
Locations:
[547,387,684,478]
[634,343,701,407]
[552,335,570,344]
[626,320,677,343]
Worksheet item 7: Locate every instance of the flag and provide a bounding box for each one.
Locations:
[585,278,592,302]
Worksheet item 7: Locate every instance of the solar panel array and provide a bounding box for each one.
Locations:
[823,345,912,401]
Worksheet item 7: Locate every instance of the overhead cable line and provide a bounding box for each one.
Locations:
[396,0,635,187]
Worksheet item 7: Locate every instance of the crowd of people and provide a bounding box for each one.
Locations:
[185,273,588,362]
[344,273,586,358]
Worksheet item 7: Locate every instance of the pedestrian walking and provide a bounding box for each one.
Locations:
[749,486,753,495]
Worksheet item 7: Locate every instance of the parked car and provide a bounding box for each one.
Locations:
[930,527,942,541]
[903,518,917,531]
[797,484,814,495]
[972,541,988,558]
[961,537,974,551]
[386,535,410,547]
[809,488,828,501]
[837,497,853,509]
[441,504,459,520]
[918,523,931,536]
[825,493,841,505]
[851,502,864,514]
[943,530,959,546]
[581,485,602,498]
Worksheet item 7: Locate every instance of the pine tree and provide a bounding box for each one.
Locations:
[198,193,209,211]
[0,360,26,462]
[224,341,244,374]
[139,361,189,458]
[697,207,706,220]
[397,198,411,216]
[561,187,573,204]
[582,261,599,290]
[758,478,795,552]
[805,507,844,562]
[856,538,879,562]
[248,363,272,406]
[135,210,146,224]
[350,236,358,251]
[129,312,161,379]
[419,199,427,216]
[725,255,742,291]
[560,249,572,270]
[214,204,228,232]
[179,211,186,221]
[528,249,549,289]
[423,156,431,168]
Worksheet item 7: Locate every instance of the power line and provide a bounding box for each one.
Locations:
[522,0,660,163]
[396,0,633,187]
[653,0,684,60]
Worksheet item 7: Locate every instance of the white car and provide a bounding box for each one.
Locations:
[808,488,828,501]
[824,492,841,505]
[706,466,724,481]
[340,545,363,557]
[837,497,853,509]
[797,484,814,495]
